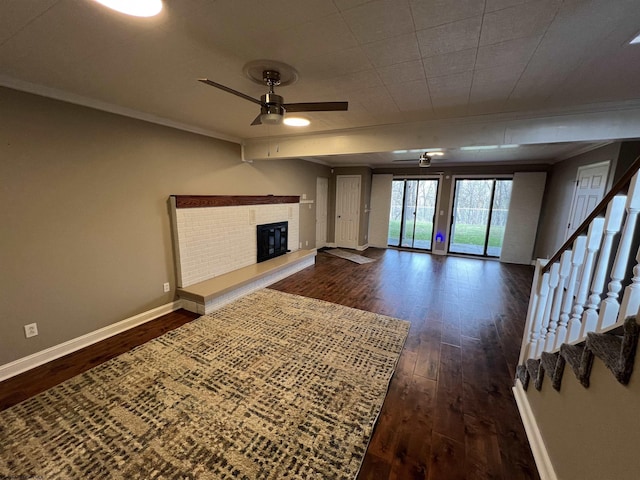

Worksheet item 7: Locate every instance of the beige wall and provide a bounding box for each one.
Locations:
[330,166,373,247]
[0,87,329,365]
[373,164,549,253]
[526,352,640,480]
[533,143,621,259]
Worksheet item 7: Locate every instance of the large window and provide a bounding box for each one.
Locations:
[448,178,512,257]
[388,179,439,250]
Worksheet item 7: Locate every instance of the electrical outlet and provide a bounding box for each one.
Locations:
[24,323,38,338]
[163,282,170,293]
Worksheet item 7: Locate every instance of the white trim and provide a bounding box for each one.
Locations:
[0,75,240,145]
[325,242,337,248]
[0,300,183,381]
[512,382,558,480]
[356,243,369,251]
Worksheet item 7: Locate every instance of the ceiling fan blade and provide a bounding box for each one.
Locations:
[198,78,263,106]
[284,101,348,112]
[250,114,262,126]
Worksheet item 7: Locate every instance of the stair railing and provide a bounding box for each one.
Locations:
[519,155,640,365]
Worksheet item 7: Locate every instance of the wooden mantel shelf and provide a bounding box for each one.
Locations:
[173,195,300,208]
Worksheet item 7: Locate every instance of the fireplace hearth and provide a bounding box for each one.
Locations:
[257,221,288,263]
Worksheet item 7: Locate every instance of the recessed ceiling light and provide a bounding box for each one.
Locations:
[460,145,499,151]
[283,117,310,127]
[93,0,163,17]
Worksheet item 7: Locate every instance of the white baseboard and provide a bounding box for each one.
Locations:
[512,382,558,480]
[325,242,337,248]
[356,243,369,251]
[0,300,183,382]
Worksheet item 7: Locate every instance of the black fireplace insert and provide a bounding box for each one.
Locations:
[256,221,288,263]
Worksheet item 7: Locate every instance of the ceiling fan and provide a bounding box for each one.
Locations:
[393,152,445,167]
[198,60,348,126]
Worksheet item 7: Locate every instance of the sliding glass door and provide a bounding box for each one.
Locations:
[448,178,512,257]
[388,179,439,250]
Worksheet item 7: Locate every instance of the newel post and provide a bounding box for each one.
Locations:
[599,173,640,329]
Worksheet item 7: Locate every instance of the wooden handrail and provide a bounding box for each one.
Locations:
[542,154,640,273]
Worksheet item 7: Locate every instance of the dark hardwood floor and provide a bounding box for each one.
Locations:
[0,248,539,479]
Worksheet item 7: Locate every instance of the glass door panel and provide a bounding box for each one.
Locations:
[388,180,404,246]
[449,178,512,257]
[450,179,492,255]
[388,179,438,250]
[401,180,418,247]
[414,179,438,250]
[487,180,512,257]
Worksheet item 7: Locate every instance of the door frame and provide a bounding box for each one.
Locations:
[389,175,441,251]
[565,161,610,240]
[335,175,361,249]
[445,174,513,256]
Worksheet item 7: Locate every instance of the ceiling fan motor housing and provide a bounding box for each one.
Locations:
[260,92,285,124]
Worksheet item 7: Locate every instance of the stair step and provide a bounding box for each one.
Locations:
[526,358,543,391]
[586,317,639,385]
[540,352,565,391]
[516,364,530,390]
[559,343,593,388]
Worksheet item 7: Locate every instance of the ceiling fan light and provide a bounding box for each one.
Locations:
[93,0,163,17]
[283,117,310,127]
[260,113,283,125]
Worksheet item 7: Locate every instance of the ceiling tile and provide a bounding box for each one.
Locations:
[350,86,400,116]
[361,33,421,67]
[264,13,359,64]
[333,0,375,11]
[416,16,482,57]
[423,48,476,78]
[330,70,384,93]
[480,0,561,46]
[0,0,58,45]
[475,36,540,70]
[295,47,373,79]
[376,60,425,85]
[341,0,415,44]
[428,71,472,109]
[387,80,432,111]
[410,0,485,30]
[484,0,526,13]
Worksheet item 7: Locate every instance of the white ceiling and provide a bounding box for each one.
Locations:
[2,0,640,167]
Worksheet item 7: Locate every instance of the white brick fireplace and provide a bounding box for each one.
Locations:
[169,195,300,288]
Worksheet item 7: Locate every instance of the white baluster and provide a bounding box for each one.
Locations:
[543,263,561,352]
[553,251,573,350]
[519,259,546,364]
[584,195,626,332]
[535,264,558,356]
[619,243,640,320]
[561,236,587,344]
[574,218,605,339]
[528,271,550,359]
[599,173,640,329]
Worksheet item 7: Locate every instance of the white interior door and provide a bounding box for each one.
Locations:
[335,175,361,249]
[566,161,610,239]
[316,177,328,248]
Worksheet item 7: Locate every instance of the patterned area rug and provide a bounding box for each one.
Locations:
[0,290,409,479]
[324,249,377,264]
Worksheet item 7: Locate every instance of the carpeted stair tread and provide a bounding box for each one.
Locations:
[526,358,543,390]
[516,364,530,390]
[540,352,565,391]
[586,317,639,385]
[559,343,593,388]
